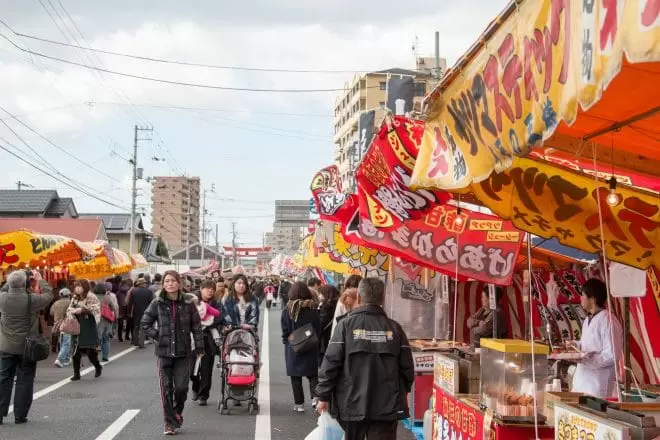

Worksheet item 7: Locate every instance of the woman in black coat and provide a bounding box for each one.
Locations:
[317,284,340,365]
[281,282,320,413]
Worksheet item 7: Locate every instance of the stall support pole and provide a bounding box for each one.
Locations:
[623,297,631,401]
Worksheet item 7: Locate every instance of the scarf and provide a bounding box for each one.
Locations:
[287,299,316,322]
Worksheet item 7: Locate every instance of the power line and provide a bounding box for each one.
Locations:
[0,140,129,210]
[0,31,370,93]
[11,29,383,74]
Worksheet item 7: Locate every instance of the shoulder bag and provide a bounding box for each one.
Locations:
[23,293,51,363]
[101,299,116,323]
[288,322,318,354]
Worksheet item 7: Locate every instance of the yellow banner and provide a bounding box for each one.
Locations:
[412,0,660,190]
[301,236,360,276]
[0,230,100,269]
[69,247,134,279]
[466,157,660,270]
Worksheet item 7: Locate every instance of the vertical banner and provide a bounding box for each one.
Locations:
[358,110,376,159]
[386,76,414,115]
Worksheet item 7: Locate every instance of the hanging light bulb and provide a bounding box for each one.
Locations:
[606,176,621,207]
[454,207,464,227]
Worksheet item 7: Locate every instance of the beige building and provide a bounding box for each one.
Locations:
[265,200,310,253]
[332,59,446,191]
[151,176,200,251]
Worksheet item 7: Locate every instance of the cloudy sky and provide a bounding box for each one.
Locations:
[0,0,508,247]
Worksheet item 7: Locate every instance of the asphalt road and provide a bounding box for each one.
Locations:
[1,305,416,440]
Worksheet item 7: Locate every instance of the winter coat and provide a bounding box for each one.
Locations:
[0,280,53,355]
[318,298,338,357]
[95,293,119,335]
[68,293,101,349]
[50,297,71,325]
[281,302,320,377]
[127,286,154,319]
[141,290,203,358]
[222,295,259,328]
[317,305,414,422]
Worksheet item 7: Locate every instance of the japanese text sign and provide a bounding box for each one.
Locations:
[433,387,484,440]
[554,402,627,440]
[0,230,100,269]
[353,205,523,285]
[413,352,435,372]
[355,115,450,230]
[434,354,459,395]
[468,157,660,271]
[412,0,660,190]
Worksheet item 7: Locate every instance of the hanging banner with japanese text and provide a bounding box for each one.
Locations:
[301,235,361,276]
[467,157,660,271]
[412,0,660,190]
[355,115,451,231]
[0,230,100,270]
[310,164,359,226]
[433,387,484,440]
[346,205,523,285]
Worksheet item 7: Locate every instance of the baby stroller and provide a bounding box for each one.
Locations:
[217,327,260,415]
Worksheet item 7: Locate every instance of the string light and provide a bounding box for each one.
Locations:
[606,176,622,207]
[454,207,465,227]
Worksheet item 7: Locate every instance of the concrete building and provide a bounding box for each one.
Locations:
[151,176,200,251]
[265,200,310,254]
[332,58,445,191]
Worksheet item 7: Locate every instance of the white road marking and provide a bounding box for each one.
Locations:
[94,409,140,440]
[254,307,271,440]
[8,346,137,415]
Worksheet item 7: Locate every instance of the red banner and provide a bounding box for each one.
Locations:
[310,164,359,226]
[346,205,523,285]
[355,116,450,231]
[433,386,484,440]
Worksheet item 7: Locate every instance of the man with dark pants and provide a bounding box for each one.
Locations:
[127,278,154,348]
[316,278,414,440]
[0,270,53,425]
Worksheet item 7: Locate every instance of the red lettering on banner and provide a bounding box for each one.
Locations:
[362,147,390,187]
[405,121,425,147]
[484,47,516,132]
[585,188,627,240]
[523,29,553,100]
[642,0,660,26]
[0,243,19,265]
[429,126,450,178]
[551,0,571,84]
[617,197,659,249]
[424,206,445,228]
[600,0,618,50]
[499,34,523,120]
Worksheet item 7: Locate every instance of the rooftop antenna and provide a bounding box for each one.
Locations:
[411,35,419,67]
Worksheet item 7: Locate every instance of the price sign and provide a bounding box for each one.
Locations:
[434,354,459,395]
[413,352,435,372]
[554,403,627,440]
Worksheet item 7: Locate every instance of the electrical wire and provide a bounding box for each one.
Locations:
[11,28,387,74]
[0,139,129,210]
[0,31,372,93]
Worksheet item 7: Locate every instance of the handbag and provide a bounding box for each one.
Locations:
[23,293,51,363]
[101,302,116,323]
[288,322,318,354]
[60,312,81,335]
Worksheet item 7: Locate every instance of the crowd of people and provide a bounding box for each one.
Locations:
[0,269,415,440]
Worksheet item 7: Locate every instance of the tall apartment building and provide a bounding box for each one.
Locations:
[332,58,446,191]
[151,176,201,251]
[265,200,310,253]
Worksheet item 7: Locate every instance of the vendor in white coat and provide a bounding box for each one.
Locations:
[571,278,623,398]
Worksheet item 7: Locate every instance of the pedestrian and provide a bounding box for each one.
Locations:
[330,275,362,337]
[150,273,163,294]
[117,278,132,342]
[0,270,54,425]
[306,277,322,302]
[222,274,259,331]
[141,270,204,436]
[189,280,223,406]
[68,279,103,381]
[51,287,72,368]
[127,277,154,348]
[214,277,226,302]
[317,284,340,365]
[281,282,321,413]
[316,278,414,440]
[93,284,118,362]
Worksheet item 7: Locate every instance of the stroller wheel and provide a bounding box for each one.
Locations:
[220,405,229,415]
[248,403,258,416]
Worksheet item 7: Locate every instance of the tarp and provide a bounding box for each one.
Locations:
[69,247,133,280]
[0,229,99,269]
[412,0,660,190]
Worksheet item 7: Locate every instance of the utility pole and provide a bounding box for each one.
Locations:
[129,125,153,255]
[434,31,442,80]
[185,177,192,267]
[231,221,238,266]
[200,183,215,265]
[215,224,219,252]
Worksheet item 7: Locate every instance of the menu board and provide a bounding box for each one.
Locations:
[413,352,435,372]
[554,403,629,440]
[434,354,459,396]
[433,386,483,440]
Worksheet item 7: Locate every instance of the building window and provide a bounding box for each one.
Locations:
[414,82,427,97]
[379,81,386,90]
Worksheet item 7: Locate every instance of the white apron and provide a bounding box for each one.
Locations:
[571,310,623,398]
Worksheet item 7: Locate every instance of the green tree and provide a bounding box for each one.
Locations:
[156,236,169,259]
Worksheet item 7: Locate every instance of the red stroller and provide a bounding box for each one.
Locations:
[217,328,260,415]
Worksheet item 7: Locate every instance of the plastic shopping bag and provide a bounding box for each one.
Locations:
[304,412,344,440]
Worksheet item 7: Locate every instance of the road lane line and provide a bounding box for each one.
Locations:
[254,307,271,440]
[8,346,137,415]
[94,409,140,440]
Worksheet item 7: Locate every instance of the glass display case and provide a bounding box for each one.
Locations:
[479,339,550,421]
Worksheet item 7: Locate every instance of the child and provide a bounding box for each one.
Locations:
[191,296,222,349]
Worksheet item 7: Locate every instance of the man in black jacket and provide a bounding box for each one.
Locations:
[316,278,414,440]
[127,278,154,348]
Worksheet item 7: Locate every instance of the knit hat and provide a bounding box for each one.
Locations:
[59,288,71,297]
